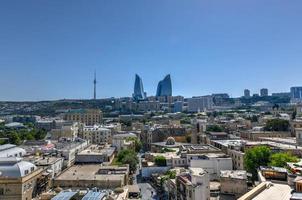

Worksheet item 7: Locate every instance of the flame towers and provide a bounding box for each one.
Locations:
[156,74,172,97]
[133,74,147,101]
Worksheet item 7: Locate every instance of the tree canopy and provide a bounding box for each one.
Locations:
[269,152,298,167]
[264,119,289,131]
[154,155,167,166]
[206,125,224,132]
[116,149,138,173]
[244,146,271,179]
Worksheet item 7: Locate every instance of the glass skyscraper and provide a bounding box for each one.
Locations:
[156,74,172,96]
[133,74,147,101]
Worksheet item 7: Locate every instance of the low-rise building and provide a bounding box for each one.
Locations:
[220,170,248,198]
[75,144,115,164]
[0,157,50,200]
[0,144,26,158]
[112,133,137,152]
[55,138,89,167]
[176,168,210,200]
[189,154,233,180]
[50,122,79,141]
[82,125,111,144]
[54,165,129,189]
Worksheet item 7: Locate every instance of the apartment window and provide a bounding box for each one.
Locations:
[0,188,4,195]
[24,170,29,175]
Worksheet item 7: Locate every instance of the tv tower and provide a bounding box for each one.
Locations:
[93,70,97,100]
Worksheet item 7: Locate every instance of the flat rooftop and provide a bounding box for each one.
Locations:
[77,145,115,156]
[252,182,291,200]
[220,170,247,179]
[55,165,127,181]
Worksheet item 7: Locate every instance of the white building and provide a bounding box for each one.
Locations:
[83,125,111,144]
[177,168,210,200]
[189,154,233,180]
[50,122,79,141]
[0,144,26,158]
[187,96,214,112]
[112,133,137,151]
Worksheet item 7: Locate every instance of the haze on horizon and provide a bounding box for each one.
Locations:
[0,0,302,101]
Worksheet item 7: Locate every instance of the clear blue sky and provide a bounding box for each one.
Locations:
[0,0,302,101]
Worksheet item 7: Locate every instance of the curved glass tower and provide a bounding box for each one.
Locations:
[133,74,147,101]
[156,74,172,96]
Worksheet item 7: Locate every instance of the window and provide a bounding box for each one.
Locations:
[24,170,29,175]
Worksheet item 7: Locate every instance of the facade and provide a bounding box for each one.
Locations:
[82,125,111,144]
[187,96,214,112]
[220,170,248,197]
[50,122,79,141]
[0,158,49,200]
[25,156,64,179]
[64,109,103,126]
[56,138,89,167]
[296,128,302,146]
[75,144,115,164]
[176,168,210,200]
[260,88,269,97]
[112,133,137,151]
[133,74,147,101]
[156,74,172,97]
[244,89,250,98]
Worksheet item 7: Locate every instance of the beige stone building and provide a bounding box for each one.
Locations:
[64,109,103,126]
[220,170,248,198]
[0,158,49,200]
[54,165,129,189]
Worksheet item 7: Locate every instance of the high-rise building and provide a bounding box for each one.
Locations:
[156,74,172,97]
[260,88,269,97]
[291,87,302,103]
[244,89,250,98]
[132,74,147,101]
[187,96,214,112]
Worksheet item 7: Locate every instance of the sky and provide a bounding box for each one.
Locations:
[0,0,302,101]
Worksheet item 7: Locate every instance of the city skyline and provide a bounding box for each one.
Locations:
[1,0,302,101]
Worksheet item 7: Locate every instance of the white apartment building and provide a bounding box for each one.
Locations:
[177,168,210,200]
[189,154,233,180]
[83,125,111,144]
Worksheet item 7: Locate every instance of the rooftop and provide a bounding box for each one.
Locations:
[55,165,128,181]
[220,170,247,180]
[77,145,115,156]
[252,182,291,200]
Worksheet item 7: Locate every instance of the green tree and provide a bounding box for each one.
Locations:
[122,154,139,172]
[206,125,224,132]
[116,149,139,173]
[154,156,167,166]
[269,152,298,167]
[264,119,289,131]
[126,137,142,153]
[244,146,271,180]
[10,132,21,145]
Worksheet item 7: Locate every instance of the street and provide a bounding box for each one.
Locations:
[132,153,159,200]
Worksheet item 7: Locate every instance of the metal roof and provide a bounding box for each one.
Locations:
[51,191,77,200]
[82,191,106,200]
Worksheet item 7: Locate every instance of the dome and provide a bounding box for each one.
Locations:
[0,157,37,178]
[166,137,176,145]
